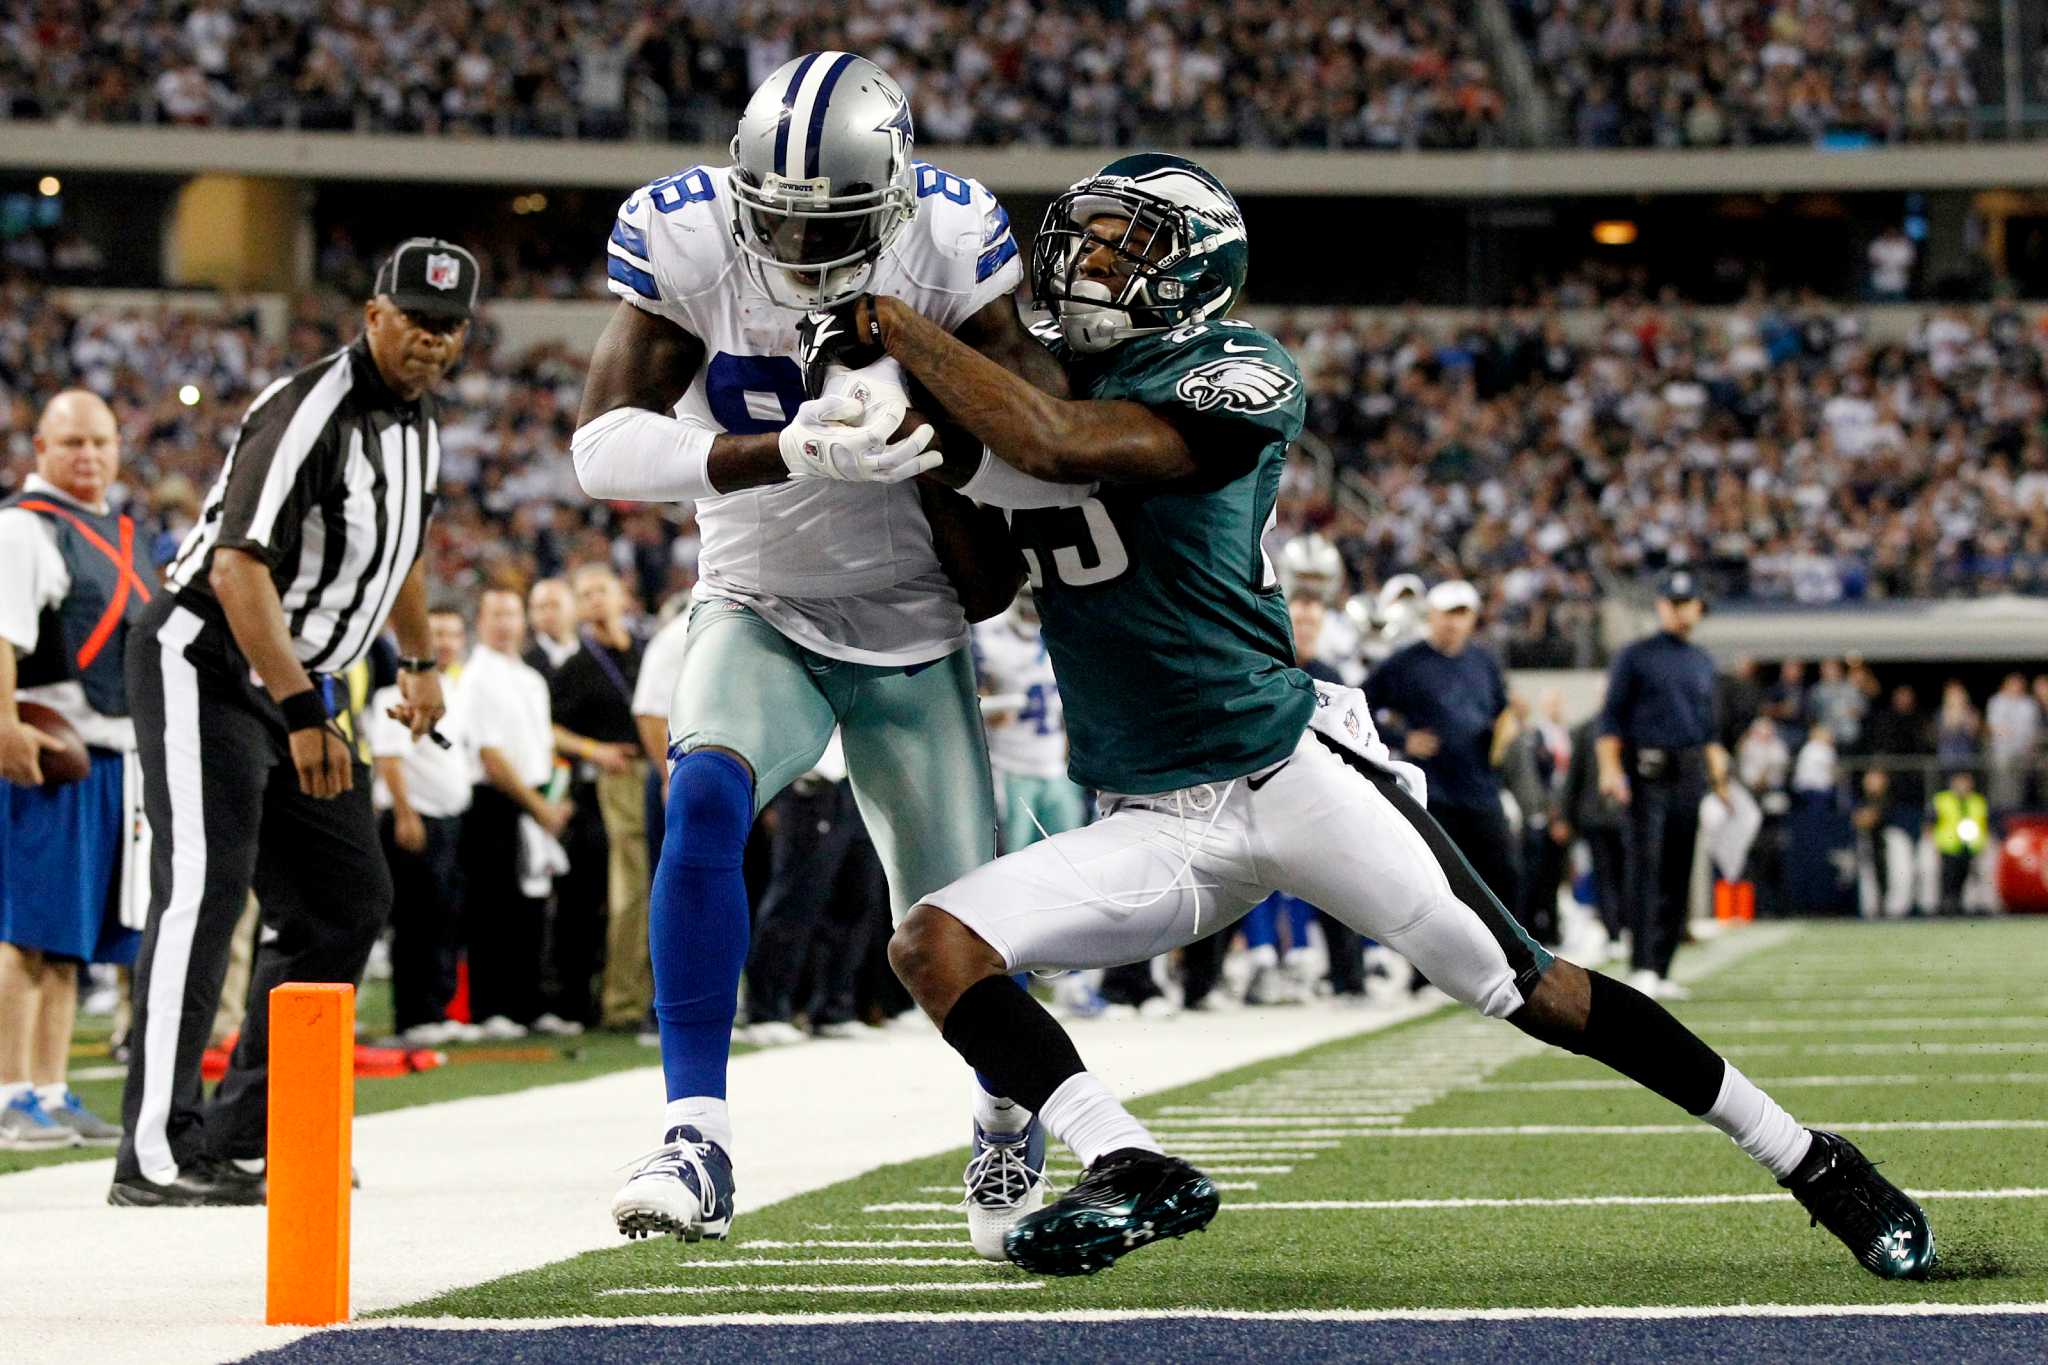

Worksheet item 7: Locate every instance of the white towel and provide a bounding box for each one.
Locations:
[518,814,570,899]
[1700,782,1764,882]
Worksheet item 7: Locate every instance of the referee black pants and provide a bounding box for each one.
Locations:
[116,596,391,1180]
[1625,775,1704,977]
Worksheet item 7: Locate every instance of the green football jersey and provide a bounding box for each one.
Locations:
[1008,318,1316,795]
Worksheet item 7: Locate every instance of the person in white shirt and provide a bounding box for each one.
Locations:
[460,589,571,1038]
[370,606,475,1045]
[0,390,151,1150]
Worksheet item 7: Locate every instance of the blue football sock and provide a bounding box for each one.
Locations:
[1284,895,1317,952]
[1244,894,1281,951]
[651,750,754,1103]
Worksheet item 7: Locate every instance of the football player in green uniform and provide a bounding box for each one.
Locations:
[804,153,1932,1283]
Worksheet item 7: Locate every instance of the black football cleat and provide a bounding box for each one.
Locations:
[1781,1129,1935,1280]
[108,1159,266,1208]
[1003,1147,1219,1277]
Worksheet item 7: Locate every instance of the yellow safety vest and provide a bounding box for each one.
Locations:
[1932,789,1989,855]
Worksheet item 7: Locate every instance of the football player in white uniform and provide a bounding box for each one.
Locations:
[973,587,1084,853]
[573,52,1062,1258]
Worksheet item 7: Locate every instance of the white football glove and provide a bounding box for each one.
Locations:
[777,393,940,485]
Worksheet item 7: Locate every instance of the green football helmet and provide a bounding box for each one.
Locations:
[1031,152,1249,353]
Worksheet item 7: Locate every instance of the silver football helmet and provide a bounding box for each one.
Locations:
[729,52,917,310]
[1278,532,1344,603]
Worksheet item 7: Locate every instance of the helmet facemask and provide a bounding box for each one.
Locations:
[729,163,914,310]
[1032,182,1234,353]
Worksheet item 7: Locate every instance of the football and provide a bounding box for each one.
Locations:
[17,700,91,787]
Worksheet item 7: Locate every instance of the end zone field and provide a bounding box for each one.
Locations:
[284,918,2046,1362]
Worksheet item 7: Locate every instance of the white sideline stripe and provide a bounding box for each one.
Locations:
[865,1203,976,1214]
[1704,1017,2048,1032]
[1479,1072,2048,1093]
[1728,1055,2048,1064]
[360,1301,2048,1330]
[1323,1120,2048,1139]
[746,1240,969,1249]
[649,1257,984,1268]
[1198,1165,1296,1174]
[595,1281,1044,1297]
[1220,1187,2048,1212]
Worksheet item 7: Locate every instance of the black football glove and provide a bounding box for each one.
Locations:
[796,295,887,398]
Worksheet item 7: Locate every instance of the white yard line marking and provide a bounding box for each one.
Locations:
[1692,1017,2048,1032]
[1195,1165,1296,1175]
[363,1301,2048,1330]
[747,1240,968,1249]
[1221,1187,2048,1212]
[1143,1115,1406,1127]
[1728,1055,2048,1064]
[595,1281,1043,1297]
[1323,1119,2048,1138]
[865,1203,970,1214]
[650,1257,986,1268]
[1479,1072,2048,1092]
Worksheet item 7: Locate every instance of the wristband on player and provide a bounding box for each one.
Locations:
[397,656,437,673]
[279,688,329,733]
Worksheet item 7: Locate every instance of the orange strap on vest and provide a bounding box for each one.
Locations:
[16,499,154,671]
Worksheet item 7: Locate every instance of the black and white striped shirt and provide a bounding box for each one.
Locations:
[167,338,440,672]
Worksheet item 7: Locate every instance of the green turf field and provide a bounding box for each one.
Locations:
[400,918,2048,1319]
[0,978,711,1176]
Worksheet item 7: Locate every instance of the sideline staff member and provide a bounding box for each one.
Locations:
[1596,569,1728,1002]
[114,239,478,1205]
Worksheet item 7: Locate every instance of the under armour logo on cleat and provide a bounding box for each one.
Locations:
[1123,1220,1155,1248]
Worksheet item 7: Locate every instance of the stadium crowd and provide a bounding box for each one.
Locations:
[2,0,1505,150]
[1512,0,2037,148]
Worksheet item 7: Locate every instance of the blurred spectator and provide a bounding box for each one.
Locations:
[461,587,570,1037]
[1366,580,1518,913]
[1934,679,1982,769]
[370,607,474,1045]
[1792,724,1840,798]
[1867,227,1918,303]
[525,578,580,682]
[1502,688,1571,947]
[1864,684,1932,829]
[1932,768,1987,914]
[1984,671,2040,811]
[1561,706,1628,951]
[549,564,647,1033]
[1808,658,1867,751]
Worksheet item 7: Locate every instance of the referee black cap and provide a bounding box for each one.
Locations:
[374,238,480,321]
[1655,567,1703,603]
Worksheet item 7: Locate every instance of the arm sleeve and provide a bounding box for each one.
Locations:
[0,509,61,651]
[213,368,349,566]
[572,406,719,502]
[961,447,1097,509]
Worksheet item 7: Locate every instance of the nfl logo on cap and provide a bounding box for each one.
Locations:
[425,253,461,291]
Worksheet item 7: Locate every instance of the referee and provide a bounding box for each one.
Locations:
[1595,569,1729,1003]
[113,239,479,1206]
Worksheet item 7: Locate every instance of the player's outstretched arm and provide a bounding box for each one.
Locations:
[865,296,1200,487]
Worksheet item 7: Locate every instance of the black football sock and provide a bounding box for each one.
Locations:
[1551,970,1726,1115]
[940,974,1086,1114]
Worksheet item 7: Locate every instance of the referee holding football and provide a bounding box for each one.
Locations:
[112,239,479,1206]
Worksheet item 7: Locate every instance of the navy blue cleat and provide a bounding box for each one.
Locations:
[1782,1129,1935,1280]
[612,1124,736,1242]
[1003,1147,1218,1276]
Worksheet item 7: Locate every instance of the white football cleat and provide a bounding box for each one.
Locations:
[612,1124,737,1242]
[963,1121,1050,1261]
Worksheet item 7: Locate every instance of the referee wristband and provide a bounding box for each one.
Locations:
[279,688,329,733]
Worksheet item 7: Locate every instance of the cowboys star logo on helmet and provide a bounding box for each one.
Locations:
[1175,356,1300,415]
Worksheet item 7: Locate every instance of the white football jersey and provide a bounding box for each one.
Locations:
[606,161,1024,666]
[973,617,1068,779]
